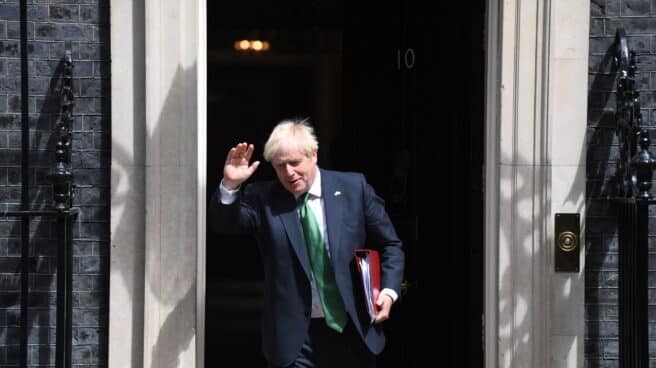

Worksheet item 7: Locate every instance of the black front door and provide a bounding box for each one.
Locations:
[206,1,485,367]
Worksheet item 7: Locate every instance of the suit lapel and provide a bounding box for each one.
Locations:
[321,170,344,262]
[276,188,312,281]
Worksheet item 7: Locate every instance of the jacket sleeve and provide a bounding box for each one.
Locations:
[360,174,405,297]
[208,184,260,235]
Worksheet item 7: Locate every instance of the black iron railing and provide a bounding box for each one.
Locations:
[612,28,655,368]
[1,8,78,365]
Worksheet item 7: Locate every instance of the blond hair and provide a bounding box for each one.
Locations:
[263,118,319,162]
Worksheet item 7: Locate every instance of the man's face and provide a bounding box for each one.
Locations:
[272,141,318,196]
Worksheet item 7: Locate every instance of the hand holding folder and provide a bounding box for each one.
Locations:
[354,249,381,324]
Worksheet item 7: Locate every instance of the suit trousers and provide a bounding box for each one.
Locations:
[269,319,376,368]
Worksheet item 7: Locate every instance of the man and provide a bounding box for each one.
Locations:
[209,119,404,367]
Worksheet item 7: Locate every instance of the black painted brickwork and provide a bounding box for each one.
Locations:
[0,0,109,367]
[587,0,656,367]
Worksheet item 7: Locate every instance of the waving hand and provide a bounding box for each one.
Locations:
[222,142,260,190]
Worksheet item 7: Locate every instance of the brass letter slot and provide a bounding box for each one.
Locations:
[555,213,580,272]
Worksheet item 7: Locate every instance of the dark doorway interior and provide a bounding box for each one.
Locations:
[206,1,486,367]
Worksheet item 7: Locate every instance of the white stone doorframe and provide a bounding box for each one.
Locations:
[108,0,588,367]
[109,0,206,367]
[485,0,588,368]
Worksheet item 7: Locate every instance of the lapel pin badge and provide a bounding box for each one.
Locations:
[334,191,342,197]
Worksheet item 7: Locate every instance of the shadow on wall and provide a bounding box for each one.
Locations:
[2,57,88,366]
[495,70,589,364]
[495,146,586,365]
[108,0,146,366]
[3,3,115,366]
[2,27,115,363]
[111,61,199,368]
[585,40,623,364]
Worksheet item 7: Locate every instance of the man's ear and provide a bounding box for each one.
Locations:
[312,150,318,163]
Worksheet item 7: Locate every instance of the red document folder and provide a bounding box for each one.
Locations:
[354,249,381,324]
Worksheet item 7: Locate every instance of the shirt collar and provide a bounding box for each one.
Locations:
[308,168,322,199]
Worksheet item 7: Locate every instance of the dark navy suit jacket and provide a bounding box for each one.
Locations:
[209,169,404,366]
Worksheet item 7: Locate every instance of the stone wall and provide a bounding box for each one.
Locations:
[586,0,656,366]
[0,0,110,366]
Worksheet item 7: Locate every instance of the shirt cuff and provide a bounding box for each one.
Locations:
[219,180,240,205]
[380,288,398,303]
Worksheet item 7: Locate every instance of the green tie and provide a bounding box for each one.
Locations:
[300,192,348,332]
